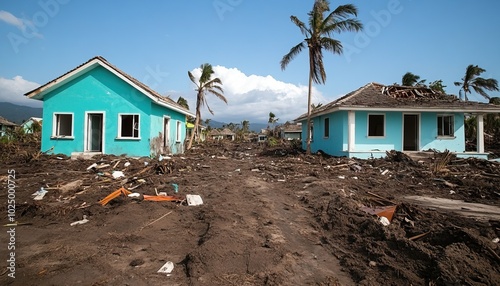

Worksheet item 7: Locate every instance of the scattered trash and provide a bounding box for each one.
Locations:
[86,163,97,170]
[234,169,241,172]
[361,205,397,223]
[124,162,131,167]
[70,215,89,226]
[186,194,203,206]
[157,261,174,276]
[338,175,345,179]
[368,261,377,267]
[112,171,125,179]
[95,163,110,169]
[140,211,173,231]
[143,195,183,202]
[352,176,358,180]
[128,193,142,198]
[171,183,179,193]
[56,157,63,160]
[493,238,499,243]
[251,169,260,172]
[159,155,164,161]
[381,169,389,176]
[409,231,431,241]
[59,179,83,194]
[350,165,362,172]
[449,190,456,195]
[404,217,415,227]
[379,216,390,226]
[144,161,149,166]
[99,187,131,206]
[32,187,48,200]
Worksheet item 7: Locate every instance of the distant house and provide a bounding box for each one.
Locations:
[278,122,302,140]
[295,83,500,159]
[25,56,194,157]
[21,117,42,133]
[0,116,17,137]
[209,128,235,141]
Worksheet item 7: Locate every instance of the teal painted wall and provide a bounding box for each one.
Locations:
[420,112,465,152]
[150,104,186,154]
[303,110,466,157]
[41,66,185,157]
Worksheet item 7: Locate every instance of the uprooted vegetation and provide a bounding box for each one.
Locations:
[0,140,499,285]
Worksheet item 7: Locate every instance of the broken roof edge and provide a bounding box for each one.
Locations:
[24,56,194,117]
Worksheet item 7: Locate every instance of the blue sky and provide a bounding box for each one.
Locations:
[1,0,500,124]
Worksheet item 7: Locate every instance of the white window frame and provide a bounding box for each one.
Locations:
[437,114,455,138]
[176,121,182,142]
[52,112,74,138]
[117,113,140,139]
[367,113,385,138]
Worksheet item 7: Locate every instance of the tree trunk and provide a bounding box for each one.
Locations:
[305,49,314,154]
[187,93,202,150]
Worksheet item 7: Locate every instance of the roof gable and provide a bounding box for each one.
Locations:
[25,56,194,117]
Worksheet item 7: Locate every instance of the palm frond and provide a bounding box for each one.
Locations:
[281,42,305,70]
[325,18,363,34]
[188,71,198,86]
[199,63,214,84]
[321,37,342,55]
[290,16,309,37]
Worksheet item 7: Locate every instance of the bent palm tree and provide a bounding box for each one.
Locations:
[454,65,499,101]
[187,63,227,150]
[402,72,426,87]
[281,0,362,154]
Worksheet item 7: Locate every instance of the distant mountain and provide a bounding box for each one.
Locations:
[208,120,268,133]
[0,102,43,124]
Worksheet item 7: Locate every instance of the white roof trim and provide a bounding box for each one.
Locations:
[25,58,194,117]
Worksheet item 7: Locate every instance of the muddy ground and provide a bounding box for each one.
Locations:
[0,139,499,285]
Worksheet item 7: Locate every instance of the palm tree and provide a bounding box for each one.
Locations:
[402,72,426,87]
[187,63,227,150]
[454,65,499,101]
[268,112,278,136]
[177,96,189,110]
[281,0,362,154]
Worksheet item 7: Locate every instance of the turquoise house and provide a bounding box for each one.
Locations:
[295,83,500,159]
[25,56,194,157]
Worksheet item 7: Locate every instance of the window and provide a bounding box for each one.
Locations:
[368,114,385,137]
[53,113,73,137]
[176,121,182,142]
[119,114,139,138]
[437,115,454,137]
[324,118,330,138]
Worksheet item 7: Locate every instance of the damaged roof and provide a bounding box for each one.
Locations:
[296,82,500,121]
[24,56,194,117]
[0,116,17,126]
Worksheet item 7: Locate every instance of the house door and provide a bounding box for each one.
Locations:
[403,114,419,151]
[163,117,170,151]
[87,113,103,152]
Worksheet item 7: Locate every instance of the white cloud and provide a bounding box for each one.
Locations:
[0,76,42,107]
[186,66,325,123]
[0,10,26,30]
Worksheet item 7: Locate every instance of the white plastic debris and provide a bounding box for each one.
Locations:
[493,238,499,243]
[449,190,456,195]
[112,171,125,179]
[70,215,89,226]
[234,169,241,172]
[124,162,131,167]
[128,193,141,198]
[186,194,203,206]
[381,169,389,176]
[86,163,97,170]
[157,261,174,275]
[379,216,390,226]
[32,187,48,200]
[338,175,345,179]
